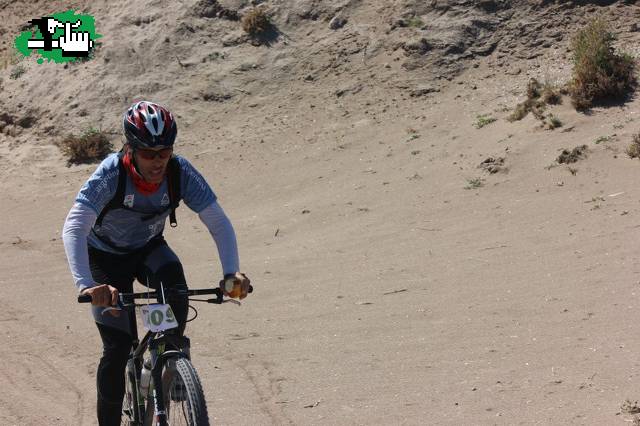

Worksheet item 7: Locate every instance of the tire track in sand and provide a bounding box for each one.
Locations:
[0,306,86,425]
[228,354,294,425]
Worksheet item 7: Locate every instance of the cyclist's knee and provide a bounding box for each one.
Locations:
[153,262,189,327]
[97,323,133,360]
[155,261,187,289]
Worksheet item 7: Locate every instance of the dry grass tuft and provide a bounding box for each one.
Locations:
[627,133,640,159]
[569,17,636,110]
[0,50,19,71]
[473,114,496,129]
[557,145,588,164]
[58,128,113,165]
[621,399,640,415]
[9,64,26,80]
[241,8,271,36]
[546,114,562,130]
[509,78,562,122]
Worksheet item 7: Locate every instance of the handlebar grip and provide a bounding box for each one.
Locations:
[77,294,92,303]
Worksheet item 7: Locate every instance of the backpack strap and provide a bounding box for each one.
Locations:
[167,156,181,228]
[95,151,127,227]
[95,152,181,228]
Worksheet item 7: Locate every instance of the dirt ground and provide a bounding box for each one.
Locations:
[3,1,640,425]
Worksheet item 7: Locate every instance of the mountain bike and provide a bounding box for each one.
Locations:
[78,284,252,426]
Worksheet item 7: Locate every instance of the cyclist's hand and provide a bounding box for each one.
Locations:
[236,272,251,299]
[82,284,119,308]
[223,272,251,300]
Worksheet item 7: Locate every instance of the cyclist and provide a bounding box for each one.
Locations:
[62,100,250,425]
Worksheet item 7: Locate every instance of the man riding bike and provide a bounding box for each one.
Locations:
[62,100,250,425]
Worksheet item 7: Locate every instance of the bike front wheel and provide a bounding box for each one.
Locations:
[162,357,209,425]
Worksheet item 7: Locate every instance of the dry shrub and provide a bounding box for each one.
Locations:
[627,133,640,159]
[557,145,588,164]
[509,102,530,122]
[526,78,542,99]
[569,18,636,110]
[58,128,113,165]
[546,114,562,130]
[541,85,561,105]
[509,78,560,122]
[241,8,271,36]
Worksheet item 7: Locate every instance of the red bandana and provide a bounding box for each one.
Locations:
[122,152,161,195]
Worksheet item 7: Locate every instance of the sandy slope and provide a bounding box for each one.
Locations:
[3,0,640,425]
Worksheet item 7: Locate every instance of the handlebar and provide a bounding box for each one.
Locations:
[77,285,253,305]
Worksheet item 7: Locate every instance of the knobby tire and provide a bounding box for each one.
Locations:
[144,357,209,425]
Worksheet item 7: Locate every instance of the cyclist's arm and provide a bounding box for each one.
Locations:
[62,201,97,292]
[198,201,240,275]
[63,154,120,298]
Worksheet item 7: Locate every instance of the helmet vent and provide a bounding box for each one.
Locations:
[123,101,176,148]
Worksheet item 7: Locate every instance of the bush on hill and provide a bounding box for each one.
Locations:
[569,18,636,110]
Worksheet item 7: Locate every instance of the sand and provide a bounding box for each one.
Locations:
[2,0,640,424]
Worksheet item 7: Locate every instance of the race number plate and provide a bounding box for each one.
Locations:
[141,303,178,332]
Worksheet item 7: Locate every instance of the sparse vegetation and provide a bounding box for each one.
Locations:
[569,17,637,110]
[407,16,424,28]
[594,135,611,144]
[626,132,640,159]
[204,51,226,62]
[464,178,484,190]
[474,115,496,129]
[540,84,562,105]
[621,399,640,415]
[406,128,420,142]
[241,7,272,37]
[9,64,26,80]
[509,78,562,122]
[557,145,588,164]
[58,128,113,165]
[479,157,505,174]
[546,114,562,129]
[0,50,19,71]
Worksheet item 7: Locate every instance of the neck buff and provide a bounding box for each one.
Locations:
[122,152,162,195]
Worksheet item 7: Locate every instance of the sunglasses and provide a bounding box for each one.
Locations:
[136,147,173,160]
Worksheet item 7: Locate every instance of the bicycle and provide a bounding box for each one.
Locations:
[78,283,252,426]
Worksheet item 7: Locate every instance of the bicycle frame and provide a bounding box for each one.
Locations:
[132,330,190,425]
[124,298,189,425]
[78,285,251,425]
[125,288,225,426]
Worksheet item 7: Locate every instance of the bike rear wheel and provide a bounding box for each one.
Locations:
[161,357,209,425]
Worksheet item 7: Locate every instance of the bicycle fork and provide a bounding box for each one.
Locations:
[149,340,169,426]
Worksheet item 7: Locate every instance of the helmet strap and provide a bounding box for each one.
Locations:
[127,148,143,175]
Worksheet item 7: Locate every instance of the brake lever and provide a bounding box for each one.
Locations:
[101,298,126,315]
[204,297,241,305]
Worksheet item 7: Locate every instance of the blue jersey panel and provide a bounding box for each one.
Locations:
[177,156,217,213]
[79,154,217,254]
[89,176,173,253]
[75,153,120,215]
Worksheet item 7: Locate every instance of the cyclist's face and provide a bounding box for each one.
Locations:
[134,147,172,184]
